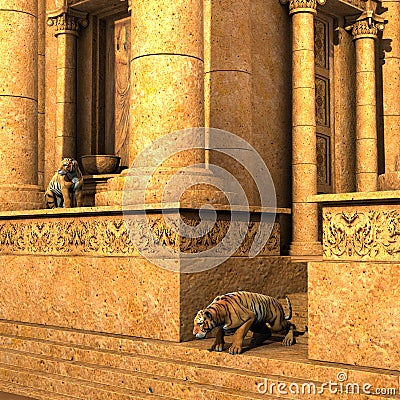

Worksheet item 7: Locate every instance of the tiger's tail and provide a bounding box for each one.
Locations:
[284,296,292,320]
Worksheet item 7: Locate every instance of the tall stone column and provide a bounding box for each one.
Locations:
[204,1,255,203]
[280,0,325,257]
[96,0,206,207]
[349,7,384,192]
[0,0,42,210]
[128,0,204,166]
[47,7,87,163]
[380,0,400,188]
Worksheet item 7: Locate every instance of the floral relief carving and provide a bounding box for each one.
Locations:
[0,216,279,258]
[382,210,400,255]
[323,209,400,260]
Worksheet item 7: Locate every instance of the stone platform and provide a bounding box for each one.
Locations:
[0,205,303,342]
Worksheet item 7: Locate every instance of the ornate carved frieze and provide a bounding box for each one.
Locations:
[47,7,88,36]
[323,207,400,261]
[279,0,326,14]
[0,215,279,258]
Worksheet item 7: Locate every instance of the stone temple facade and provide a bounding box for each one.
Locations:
[0,0,399,398]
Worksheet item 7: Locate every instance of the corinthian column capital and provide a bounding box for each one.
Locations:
[47,6,88,36]
[279,0,326,15]
[346,1,385,39]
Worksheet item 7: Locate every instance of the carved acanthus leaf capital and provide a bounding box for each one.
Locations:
[279,0,326,15]
[346,1,385,39]
[47,6,88,37]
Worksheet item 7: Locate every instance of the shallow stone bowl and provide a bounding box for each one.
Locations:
[81,155,121,175]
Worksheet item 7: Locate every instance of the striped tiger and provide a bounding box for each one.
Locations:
[193,291,295,355]
[44,158,83,208]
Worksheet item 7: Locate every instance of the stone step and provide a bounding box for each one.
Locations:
[0,380,81,400]
[0,363,165,400]
[0,332,398,400]
[0,321,398,399]
[0,343,291,397]
[0,321,397,390]
[0,354,292,400]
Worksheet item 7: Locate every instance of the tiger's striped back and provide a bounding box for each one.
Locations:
[209,291,292,327]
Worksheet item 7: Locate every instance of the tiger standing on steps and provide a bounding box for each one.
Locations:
[44,158,83,208]
[193,291,296,355]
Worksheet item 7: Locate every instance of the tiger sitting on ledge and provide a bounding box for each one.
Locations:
[193,291,295,355]
[44,158,83,208]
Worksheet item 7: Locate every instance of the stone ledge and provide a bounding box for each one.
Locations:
[0,204,291,220]
[309,190,400,205]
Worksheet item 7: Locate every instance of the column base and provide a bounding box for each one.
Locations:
[289,241,323,258]
[95,167,235,208]
[0,184,43,211]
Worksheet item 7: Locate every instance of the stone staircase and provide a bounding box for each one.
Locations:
[0,315,398,400]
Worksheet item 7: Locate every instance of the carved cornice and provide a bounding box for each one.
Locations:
[47,6,88,37]
[279,0,326,15]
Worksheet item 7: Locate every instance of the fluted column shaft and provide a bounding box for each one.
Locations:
[47,8,87,163]
[0,0,42,210]
[281,0,324,256]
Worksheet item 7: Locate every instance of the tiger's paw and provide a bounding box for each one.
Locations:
[228,343,243,355]
[282,335,295,346]
[210,342,224,352]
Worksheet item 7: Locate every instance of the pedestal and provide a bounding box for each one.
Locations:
[308,192,400,370]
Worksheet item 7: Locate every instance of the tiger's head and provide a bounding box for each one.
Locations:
[57,158,82,180]
[193,309,215,339]
[58,157,78,175]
